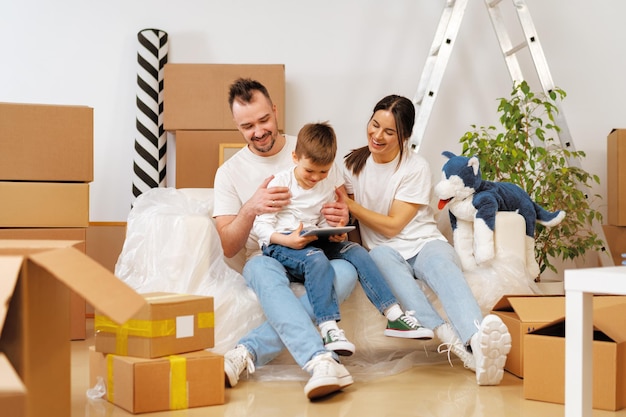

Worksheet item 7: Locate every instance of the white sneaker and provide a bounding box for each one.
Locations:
[436,322,475,370]
[224,345,255,387]
[470,314,512,386]
[303,352,353,400]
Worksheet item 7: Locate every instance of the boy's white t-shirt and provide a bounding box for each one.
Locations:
[253,163,344,248]
[213,135,298,259]
[343,150,446,259]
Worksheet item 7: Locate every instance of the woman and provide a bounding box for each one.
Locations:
[341,94,512,386]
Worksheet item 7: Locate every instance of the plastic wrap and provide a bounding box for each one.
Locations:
[115,188,265,355]
[115,187,540,382]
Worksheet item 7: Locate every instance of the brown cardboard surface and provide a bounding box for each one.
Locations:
[0,240,146,417]
[95,292,215,358]
[0,353,25,417]
[490,294,565,377]
[608,129,626,226]
[603,224,626,266]
[0,228,88,340]
[0,102,93,182]
[175,130,246,188]
[0,182,89,227]
[163,63,285,131]
[524,296,626,411]
[89,346,224,413]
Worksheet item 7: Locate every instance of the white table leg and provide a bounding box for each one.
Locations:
[565,290,593,417]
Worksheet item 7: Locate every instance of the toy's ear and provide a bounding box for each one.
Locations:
[442,151,456,160]
[468,156,480,176]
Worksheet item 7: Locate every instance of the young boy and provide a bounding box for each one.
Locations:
[253,122,434,356]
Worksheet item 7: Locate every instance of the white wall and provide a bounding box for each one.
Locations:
[2,0,624,224]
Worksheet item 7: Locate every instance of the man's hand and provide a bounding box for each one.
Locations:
[321,187,350,227]
[249,175,291,215]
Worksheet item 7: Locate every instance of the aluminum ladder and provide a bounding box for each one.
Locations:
[409,0,612,266]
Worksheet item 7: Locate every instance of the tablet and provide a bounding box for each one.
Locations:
[300,226,356,237]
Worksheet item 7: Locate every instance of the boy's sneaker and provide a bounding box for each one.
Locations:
[470,314,512,386]
[303,352,353,400]
[436,322,475,370]
[323,328,355,356]
[224,344,255,387]
[384,311,434,340]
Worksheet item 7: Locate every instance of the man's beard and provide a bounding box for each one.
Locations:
[251,131,276,153]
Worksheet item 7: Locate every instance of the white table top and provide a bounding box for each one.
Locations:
[565,266,626,294]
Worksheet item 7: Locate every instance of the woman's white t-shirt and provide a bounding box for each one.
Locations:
[343,150,446,259]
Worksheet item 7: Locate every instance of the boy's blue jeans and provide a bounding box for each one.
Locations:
[263,240,398,326]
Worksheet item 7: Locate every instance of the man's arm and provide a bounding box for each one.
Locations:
[215,176,291,258]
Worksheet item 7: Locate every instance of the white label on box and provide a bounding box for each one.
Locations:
[176,315,194,338]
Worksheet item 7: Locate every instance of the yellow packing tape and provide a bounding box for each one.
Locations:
[95,312,214,356]
[169,355,188,409]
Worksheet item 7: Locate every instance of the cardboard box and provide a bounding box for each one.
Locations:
[0,102,93,182]
[89,346,224,413]
[0,353,25,417]
[0,182,89,227]
[0,239,147,417]
[603,224,626,266]
[164,64,285,131]
[608,129,626,226]
[175,130,246,188]
[524,296,626,411]
[491,295,565,377]
[0,228,88,340]
[95,292,214,358]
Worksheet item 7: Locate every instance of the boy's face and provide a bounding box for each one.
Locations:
[292,153,333,190]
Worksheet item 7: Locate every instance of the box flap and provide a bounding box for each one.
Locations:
[28,246,146,324]
[492,294,564,321]
[593,302,626,343]
[0,256,23,336]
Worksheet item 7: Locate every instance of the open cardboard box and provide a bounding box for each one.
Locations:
[0,240,147,417]
[524,296,626,411]
[491,294,565,377]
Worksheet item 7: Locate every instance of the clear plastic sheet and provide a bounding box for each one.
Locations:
[115,187,540,382]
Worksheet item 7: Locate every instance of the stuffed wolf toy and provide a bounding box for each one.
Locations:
[434,151,565,278]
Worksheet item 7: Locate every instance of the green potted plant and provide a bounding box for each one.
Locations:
[458,80,604,278]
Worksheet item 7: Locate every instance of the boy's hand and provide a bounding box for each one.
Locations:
[271,223,317,249]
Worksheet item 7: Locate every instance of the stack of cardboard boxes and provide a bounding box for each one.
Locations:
[89,292,224,413]
[604,129,626,266]
[162,63,285,188]
[0,102,93,340]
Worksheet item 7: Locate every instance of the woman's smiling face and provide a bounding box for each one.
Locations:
[367,109,400,163]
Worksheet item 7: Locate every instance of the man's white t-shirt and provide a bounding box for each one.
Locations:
[253,164,344,248]
[343,150,446,259]
[213,135,298,259]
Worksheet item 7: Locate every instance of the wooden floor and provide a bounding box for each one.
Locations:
[71,319,625,417]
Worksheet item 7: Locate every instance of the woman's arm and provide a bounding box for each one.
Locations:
[345,192,419,239]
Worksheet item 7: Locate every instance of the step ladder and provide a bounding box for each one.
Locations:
[409,0,612,266]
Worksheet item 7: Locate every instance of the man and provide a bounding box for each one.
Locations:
[213,78,358,400]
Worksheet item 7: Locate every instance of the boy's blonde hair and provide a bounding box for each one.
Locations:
[295,122,337,166]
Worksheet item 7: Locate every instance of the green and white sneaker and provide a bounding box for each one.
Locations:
[384,311,434,340]
[323,328,355,356]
